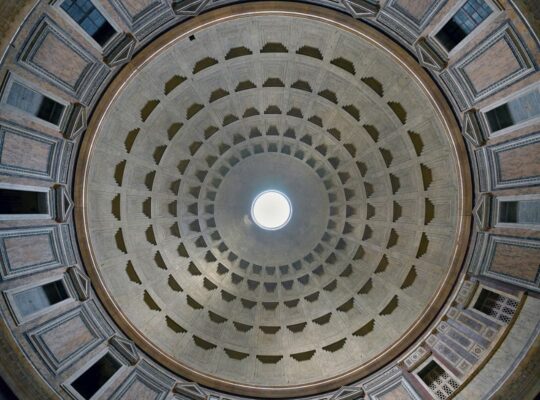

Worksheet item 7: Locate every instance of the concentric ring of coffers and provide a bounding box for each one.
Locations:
[80,10,467,395]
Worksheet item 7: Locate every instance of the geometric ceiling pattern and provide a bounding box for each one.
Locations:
[81,14,466,392]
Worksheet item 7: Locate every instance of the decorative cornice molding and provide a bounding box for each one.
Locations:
[61,103,87,140]
[341,0,379,18]
[54,184,73,223]
[104,33,137,68]
[173,381,208,399]
[67,266,91,301]
[415,37,447,72]
[109,335,140,365]
[473,193,492,232]
[331,385,365,399]
[173,0,211,16]
[462,109,486,147]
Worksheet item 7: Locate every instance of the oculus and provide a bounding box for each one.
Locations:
[251,190,292,230]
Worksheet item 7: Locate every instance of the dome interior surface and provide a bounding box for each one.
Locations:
[2,1,539,399]
[82,12,466,393]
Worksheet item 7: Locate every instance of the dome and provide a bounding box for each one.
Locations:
[0,1,539,400]
[78,11,468,395]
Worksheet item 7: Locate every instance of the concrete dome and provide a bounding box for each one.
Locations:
[0,1,538,400]
[79,11,469,395]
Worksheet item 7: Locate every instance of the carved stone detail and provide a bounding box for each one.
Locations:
[455,280,478,308]
[67,266,91,301]
[473,193,492,232]
[173,0,211,16]
[415,38,447,72]
[402,345,430,371]
[173,382,207,399]
[61,103,87,140]
[462,109,486,147]
[331,385,365,399]
[342,0,379,18]
[110,335,140,365]
[444,23,534,105]
[54,185,73,223]
[104,33,137,68]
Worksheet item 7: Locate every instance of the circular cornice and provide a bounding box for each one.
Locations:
[75,2,472,397]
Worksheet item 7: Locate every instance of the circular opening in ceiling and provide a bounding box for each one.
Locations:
[251,190,292,230]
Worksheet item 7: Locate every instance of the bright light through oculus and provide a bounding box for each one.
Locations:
[251,190,292,230]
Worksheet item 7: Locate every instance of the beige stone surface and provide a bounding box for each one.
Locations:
[393,0,436,20]
[119,379,162,399]
[1,131,51,173]
[4,234,54,270]
[121,0,156,17]
[491,243,540,283]
[82,14,464,389]
[464,39,522,93]
[499,141,540,181]
[31,31,89,88]
[40,316,95,362]
[379,383,414,399]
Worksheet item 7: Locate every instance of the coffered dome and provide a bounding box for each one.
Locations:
[79,12,468,395]
[0,1,538,400]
